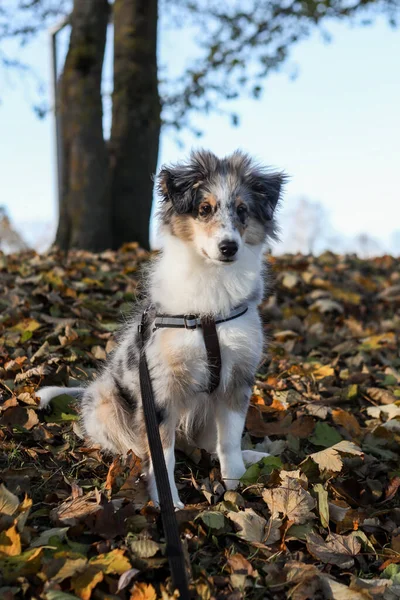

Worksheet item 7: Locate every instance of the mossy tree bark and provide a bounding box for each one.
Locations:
[55,0,111,252]
[110,0,161,251]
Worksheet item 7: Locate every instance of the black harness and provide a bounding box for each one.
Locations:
[137,303,248,598]
[152,303,248,393]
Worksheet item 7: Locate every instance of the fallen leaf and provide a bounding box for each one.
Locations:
[43,394,79,423]
[366,387,398,405]
[310,422,343,448]
[0,484,19,516]
[91,345,107,360]
[30,527,70,548]
[72,566,104,600]
[11,319,41,334]
[104,456,124,491]
[0,547,43,582]
[332,408,362,438]
[130,538,162,558]
[45,592,81,600]
[314,484,329,528]
[47,557,88,584]
[359,332,396,351]
[197,511,228,533]
[306,532,361,568]
[310,299,344,314]
[311,364,335,379]
[227,509,268,543]
[307,441,363,474]
[240,456,283,485]
[89,548,131,574]
[227,553,254,575]
[130,582,157,600]
[319,574,368,599]
[51,492,103,526]
[367,403,400,420]
[0,406,39,430]
[263,479,315,525]
[117,567,140,592]
[0,524,21,556]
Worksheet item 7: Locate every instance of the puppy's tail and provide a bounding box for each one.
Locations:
[37,386,84,409]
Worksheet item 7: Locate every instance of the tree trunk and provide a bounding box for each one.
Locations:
[55,0,111,251]
[110,0,161,251]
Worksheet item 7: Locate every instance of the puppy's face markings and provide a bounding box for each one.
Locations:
[158,150,286,263]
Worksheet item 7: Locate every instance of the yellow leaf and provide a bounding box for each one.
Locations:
[311,364,335,379]
[330,288,361,305]
[72,566,104,600]
[0,524,21,556]
[89,548,131,574]
[359,332,396,351]
[11,318,41,333]
[130,582,157,600]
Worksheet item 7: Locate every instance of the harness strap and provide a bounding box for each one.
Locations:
[153,303,248,330]
[138,311,190,600]
[152,303,248,394]
[200,316,222,394]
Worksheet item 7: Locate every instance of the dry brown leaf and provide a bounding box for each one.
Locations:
[0,484,19,516]
[51,490,103,525]
[332,408,362,438]
[263,479,315,525]
[319,574,369,599]
[105,456,124,491]
[227,508,269,543]
[0,406,39,430]
[227,553,254,575]
[308,441,363,474]
[306,532,361,569]
[367,403,400,419]
[91,345,107,360]
[246,405,314,438]
[367,387,398,405]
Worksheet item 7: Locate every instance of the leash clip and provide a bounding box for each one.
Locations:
[138,304,155,335]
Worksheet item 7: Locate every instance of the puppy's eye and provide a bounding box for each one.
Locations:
[237,204,248,218]
[199,203,212,217]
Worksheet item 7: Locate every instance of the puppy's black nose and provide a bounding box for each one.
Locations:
[219,240,238,258]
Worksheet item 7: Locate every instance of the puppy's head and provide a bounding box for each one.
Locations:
[157,149,286,264]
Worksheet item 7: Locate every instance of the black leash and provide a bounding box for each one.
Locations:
[138,309,191,600]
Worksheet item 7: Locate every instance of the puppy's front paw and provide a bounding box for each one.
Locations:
[223,477,241,491]
[242,449,271,467]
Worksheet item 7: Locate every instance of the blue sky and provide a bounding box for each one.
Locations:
[1,12,399,253]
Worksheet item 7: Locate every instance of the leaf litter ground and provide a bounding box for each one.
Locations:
[1,247,400,599]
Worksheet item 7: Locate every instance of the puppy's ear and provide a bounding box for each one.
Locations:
[249,171,286,222]
[157,150,218,214]
[157,166,198,214]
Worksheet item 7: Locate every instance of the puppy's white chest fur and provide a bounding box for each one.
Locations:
[151,306,263,395]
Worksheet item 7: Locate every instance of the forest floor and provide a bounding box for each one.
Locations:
[1,246,400,600]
